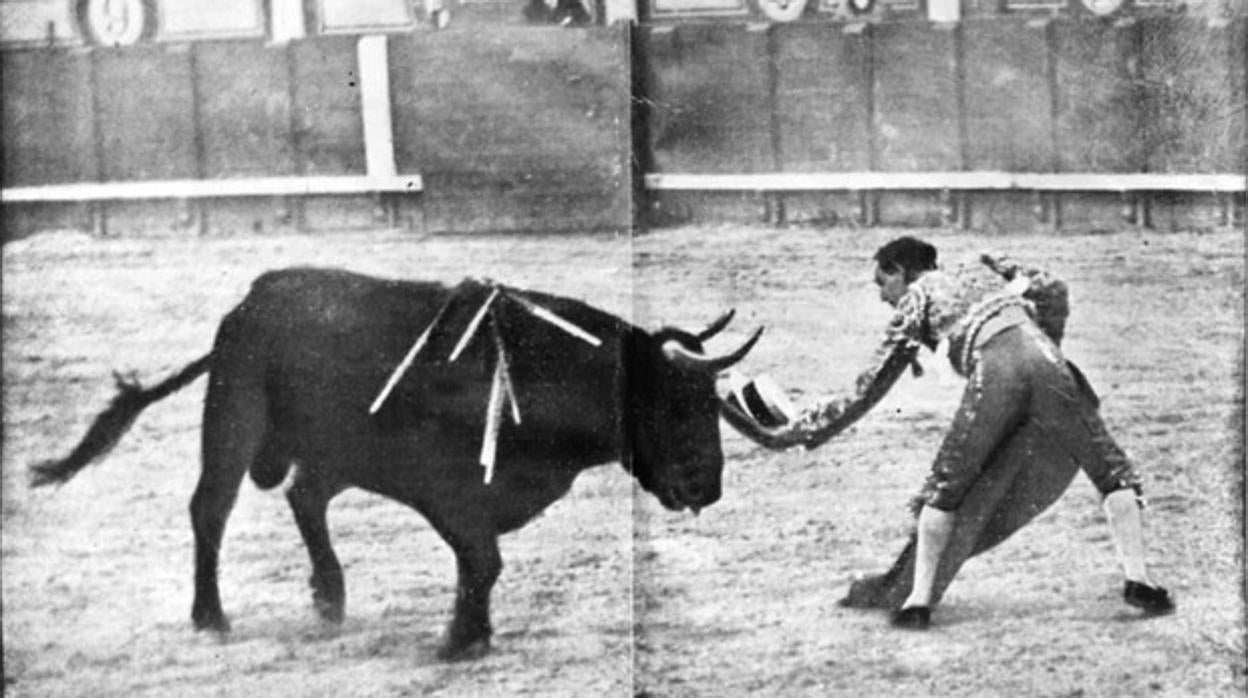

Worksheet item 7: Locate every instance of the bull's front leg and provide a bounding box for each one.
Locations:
[438,532,502,661]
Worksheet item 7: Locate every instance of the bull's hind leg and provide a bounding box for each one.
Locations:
[286,477,345,623]
[190,373,266,633]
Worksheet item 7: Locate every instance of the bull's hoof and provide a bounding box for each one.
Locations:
[310,571,345,624]
[436,637,491,662]
[314,598,345,624]
[192,609,231,634]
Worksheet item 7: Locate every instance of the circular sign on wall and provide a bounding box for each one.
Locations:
[76,0,157,46]
[845,0,875,15]
[759,0,808,21]
[1074,0,1127,15]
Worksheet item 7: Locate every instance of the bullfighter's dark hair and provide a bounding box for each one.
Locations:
[874,237,938,281]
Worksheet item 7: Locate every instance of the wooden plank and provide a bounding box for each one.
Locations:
[962,19,1055,171]
[871,22,961,171]
[772,23,872,173]
[644,171,1246,191]
[644,24,773,173]
[1,175,423,203]
[289,35,367,175]
[1051,18,1142,172]
[1138,17,1242,173]
[195,40,297,178]
[94,45,198,181]
[1,48,97,186]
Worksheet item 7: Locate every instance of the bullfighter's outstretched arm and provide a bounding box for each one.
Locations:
[725,290,924,451]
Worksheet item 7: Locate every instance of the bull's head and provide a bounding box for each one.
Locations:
[625,311,762,513]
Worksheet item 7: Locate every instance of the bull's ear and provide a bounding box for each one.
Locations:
[696,310,736,342]
[662,326,764,374]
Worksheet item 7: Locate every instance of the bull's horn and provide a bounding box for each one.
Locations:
[696,309,736,342]
[662,326,764,374]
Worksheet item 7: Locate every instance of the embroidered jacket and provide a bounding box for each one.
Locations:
[788,254,1067,448]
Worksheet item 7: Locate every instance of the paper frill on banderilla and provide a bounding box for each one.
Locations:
[368,282,602,484]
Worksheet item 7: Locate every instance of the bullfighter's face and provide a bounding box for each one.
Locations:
[874,263,909,308]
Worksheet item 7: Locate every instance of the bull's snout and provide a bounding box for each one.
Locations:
[674,467,722,513]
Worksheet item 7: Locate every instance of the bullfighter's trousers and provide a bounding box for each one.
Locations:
[842,320,1142,610]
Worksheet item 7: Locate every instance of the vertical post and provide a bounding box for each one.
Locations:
[285,40,306,232]
[863,22,878,227]
[604,0,637,25]
[91,203,107,237]
[616,23,632,233]
[358,35,397,179]
[270,0,307,43]
[1123,193,1143,227]
[630,22,654,230]
[952,21,971,230]
[1043,18,1062,232]
[271,0,308,229]
[1124,18,1149,232]
[359,35,398,227]
[765,24,785,226]
[88,47,108,236]
[188,43,208,236]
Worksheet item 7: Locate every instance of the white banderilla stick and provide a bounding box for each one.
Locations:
[480,317,521,483]
[506,292,602,347]
[450,288,500,362]
[369,293,458,415]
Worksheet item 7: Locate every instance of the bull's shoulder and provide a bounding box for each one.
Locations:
[234,267,447,329]
[243,268,442,304]
[247,267,432,294]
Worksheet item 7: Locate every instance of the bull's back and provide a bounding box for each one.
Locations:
[224,269,453,421]
[219,268,624,466]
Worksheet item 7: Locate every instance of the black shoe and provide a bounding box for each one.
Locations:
[1124,581,1176,616]
[889,606,931,630]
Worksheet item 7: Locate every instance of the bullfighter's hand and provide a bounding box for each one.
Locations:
[718,397,812,451]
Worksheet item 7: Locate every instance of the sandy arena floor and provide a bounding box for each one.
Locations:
[3,225,1243,696]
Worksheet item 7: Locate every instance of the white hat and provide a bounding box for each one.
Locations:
[726,371,795,428]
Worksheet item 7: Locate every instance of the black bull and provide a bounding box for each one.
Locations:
[30,268,761,660]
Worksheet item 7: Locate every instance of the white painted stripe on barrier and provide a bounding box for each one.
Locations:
[0,175,424,203]
[358,35,398,178]
[644,172,1247,193]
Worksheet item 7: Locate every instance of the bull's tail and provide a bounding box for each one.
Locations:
[29,354,212,488]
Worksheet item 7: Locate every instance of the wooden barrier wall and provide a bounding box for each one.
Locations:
[1,25,631,237]
[389,27,631,233]
[2,18,1243,236]
[638,16,1246,230]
